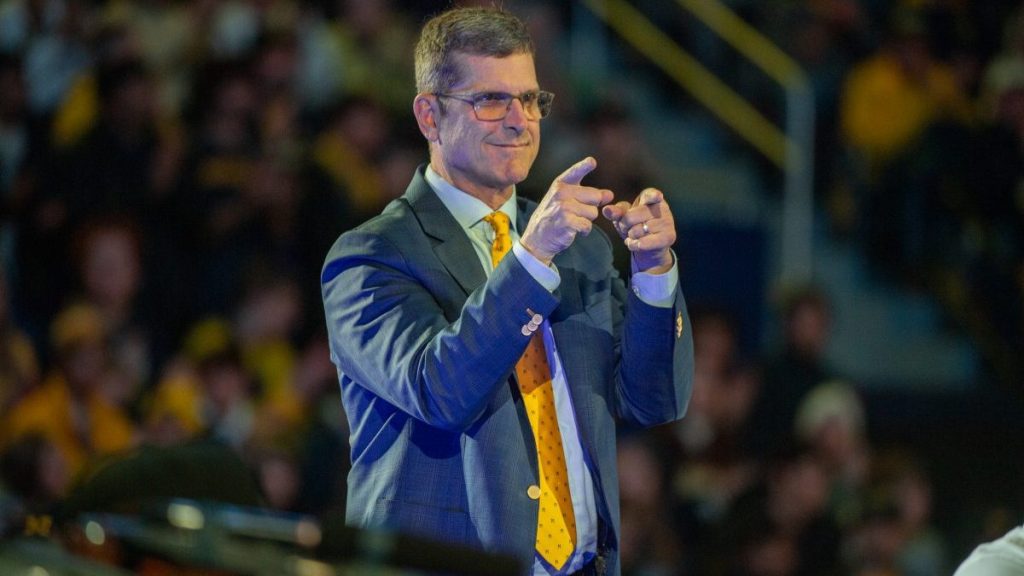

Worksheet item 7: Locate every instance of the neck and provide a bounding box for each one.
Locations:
[429,159,512,211]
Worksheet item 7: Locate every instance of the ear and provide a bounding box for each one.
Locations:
[413,93,440,143]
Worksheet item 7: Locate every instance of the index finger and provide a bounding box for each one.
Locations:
[556,156,597,185]
[574,186,614,207]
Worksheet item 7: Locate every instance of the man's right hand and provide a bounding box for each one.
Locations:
[519,157,613,265]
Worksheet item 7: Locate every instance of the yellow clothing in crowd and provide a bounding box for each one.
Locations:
[841,52,972,166]
[1,374,137,477]
[0,329,39,409]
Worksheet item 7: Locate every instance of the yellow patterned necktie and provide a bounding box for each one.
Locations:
[482,211,576,569]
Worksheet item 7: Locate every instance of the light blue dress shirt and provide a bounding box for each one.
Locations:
[425,167,678,575]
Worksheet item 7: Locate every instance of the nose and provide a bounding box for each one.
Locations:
[503,97,528,134]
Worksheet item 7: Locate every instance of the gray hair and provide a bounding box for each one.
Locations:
[414,7,535,94]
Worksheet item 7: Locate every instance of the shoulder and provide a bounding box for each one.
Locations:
[321,198,417,283]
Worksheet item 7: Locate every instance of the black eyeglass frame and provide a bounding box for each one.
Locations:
[434,90,555,121]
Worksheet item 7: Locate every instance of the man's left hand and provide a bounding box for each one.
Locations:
[602,188,676,274]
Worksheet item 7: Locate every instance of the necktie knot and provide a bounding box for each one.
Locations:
[483,211,513,267]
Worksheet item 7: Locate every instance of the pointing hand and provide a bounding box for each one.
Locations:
[520,157,614,264]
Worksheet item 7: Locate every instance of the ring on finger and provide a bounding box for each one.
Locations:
[642,222,650,235]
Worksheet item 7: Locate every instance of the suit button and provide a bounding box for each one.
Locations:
[521,325,532,336]
[527,485,541,500]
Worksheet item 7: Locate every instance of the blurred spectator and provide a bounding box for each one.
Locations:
[0,433,70,510]
[845,448,947,576]
[289,333,349,516]
[838,4,974,277]
[718,442,843,576]
[618,435,690,576]
[195,343,255,452]
[669,308,740,463]
[883,451,947,576]
[840,5,972,171]
[0,267,38,411]
[794,380,870,530]
[95,0,203,119]
[1,304,138,477]
[307,95,393,231]
[72,216,151,402]
[246,433,302,512]
[207,0,262,60]
[296,0,415,115]
[0,0,92,116]
[20,56,180,346]
[753,0,873,203]
[959,7,1024,379]
[748,286,836,456]
[176,61,261,315]
[254,30,303,161]
[235,273,305,431]
[50,57,173,214]
[666,308,758,573]
[376,131,428,202]
[141,361,204,447]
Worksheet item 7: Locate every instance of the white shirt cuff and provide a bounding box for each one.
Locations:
[512,241,560,292]
[630,251,678,308]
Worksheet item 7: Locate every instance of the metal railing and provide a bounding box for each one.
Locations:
[579,0,816,285]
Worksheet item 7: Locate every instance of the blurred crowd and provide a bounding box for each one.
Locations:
[617,288,950,575]
[0,0,1021,574]
[751,0,1024,383]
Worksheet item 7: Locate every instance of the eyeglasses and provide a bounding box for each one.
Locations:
[435,90,555,121]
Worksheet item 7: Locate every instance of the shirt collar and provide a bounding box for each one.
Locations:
[425,165,518,233]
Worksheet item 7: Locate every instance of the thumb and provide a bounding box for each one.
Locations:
[602,202,628,221]
[636,188,664,206]
[556,156,597,185]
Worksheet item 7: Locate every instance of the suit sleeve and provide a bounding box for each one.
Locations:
[613,268,694,427]
[321,229,558,432]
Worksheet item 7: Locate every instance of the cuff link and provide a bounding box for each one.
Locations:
[522,309,544,336]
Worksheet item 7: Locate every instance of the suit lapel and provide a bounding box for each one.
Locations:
[404,168,487,296]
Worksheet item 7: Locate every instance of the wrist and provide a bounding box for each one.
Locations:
[633,249,673,275]
[518,237,554,266]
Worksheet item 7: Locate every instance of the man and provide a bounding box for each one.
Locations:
[321,7,693,575]
[953,524,1024,576]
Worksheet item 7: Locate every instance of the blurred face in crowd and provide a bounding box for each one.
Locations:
[258,453,300,510]
[788,300,830,359]
[63,340,109,397]
[416,52,540,205]
[202,359,249,414]
[693,313,736,376]
[771,456,828,528]
[82,227,141,309]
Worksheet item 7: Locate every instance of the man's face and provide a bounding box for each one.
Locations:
[430,52,541,201]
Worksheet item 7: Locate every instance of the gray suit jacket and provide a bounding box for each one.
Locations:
[321,166,694,574]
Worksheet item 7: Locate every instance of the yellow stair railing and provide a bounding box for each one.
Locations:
[579,0,816,284]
